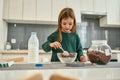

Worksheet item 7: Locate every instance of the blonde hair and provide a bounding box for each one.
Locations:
[57,7,76,42]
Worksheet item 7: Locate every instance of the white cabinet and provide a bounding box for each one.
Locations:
[52,0,81,23]
[36,0,51,23]
[80,0,94,11]
[106,0,120,26]
[23,0,36,21]
[3,0,9,19]
[66,0,81,23]
[0,0,7,50]
[52,0,66,23]
[3,0,120,26]
[94,0,106,12]
[3,0,22,21]
[3,0,52,24]
[23,0,52,23]
[100,0,120,27]
[80,0,106,12]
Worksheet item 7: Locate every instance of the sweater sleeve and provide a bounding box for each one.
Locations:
[42,33,55,52]
[76,34,84,61]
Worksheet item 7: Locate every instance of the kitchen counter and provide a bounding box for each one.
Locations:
[0,62,120,70]
[1,49,120,54]
[0,49,52,54]
[0,62,120,80]
[1,50,120,63]
[0,50,52,63]
[112,50,120,53]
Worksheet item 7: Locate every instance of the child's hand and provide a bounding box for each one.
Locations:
[80,56,87,62]
[50,41,62,49]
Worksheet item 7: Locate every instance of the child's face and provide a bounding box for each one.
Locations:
[61,17,74,33]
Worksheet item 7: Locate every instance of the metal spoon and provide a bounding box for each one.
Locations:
[60,47,69,55]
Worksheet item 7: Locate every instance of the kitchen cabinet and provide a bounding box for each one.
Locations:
[23,0,36,21]
[2,0,9,19]
[36,0,51,24]
[3,0,120,26]
[2,0,55,24]
[66,0,81,23]
[80,0,106,12]
[0,0,7,50]
[100,0,120,27]
[3,0,52,24]
[52,0,66,23]
[80,0,94,11]
[3,0,22,21]
[3,0,81,24]
[94,0,106,12]
[52,0,81,24]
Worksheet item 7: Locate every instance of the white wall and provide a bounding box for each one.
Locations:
[0,0,7,50]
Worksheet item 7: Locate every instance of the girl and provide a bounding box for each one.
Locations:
[42,8,86,62]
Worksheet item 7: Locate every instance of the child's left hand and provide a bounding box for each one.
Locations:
[80,56,87,62]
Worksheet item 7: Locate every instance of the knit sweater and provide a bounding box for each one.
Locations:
[42,32,83,62]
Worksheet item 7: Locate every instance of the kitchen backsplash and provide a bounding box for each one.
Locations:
[7,18,120,50]
[7,24,56,49]
[78,18,120,49]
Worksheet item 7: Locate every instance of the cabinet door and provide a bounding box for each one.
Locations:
[94,0,106,12]
[80,0,94,11]
[100,0,120,27]
[3,0,9,19]
[23,0,36,20]
[36,0,51,22]
[66,0,81,23]
[52,0,66,22]
[8,0,22,20]
[107,0,120,25]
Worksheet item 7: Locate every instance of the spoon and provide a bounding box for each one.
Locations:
[60,47,69,55]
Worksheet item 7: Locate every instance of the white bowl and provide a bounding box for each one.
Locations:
[57,53,77,63]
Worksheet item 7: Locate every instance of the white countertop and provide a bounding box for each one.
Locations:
[0,62,120,80]
[1,68,120,80]
[0,49,52,54]
[111,50,120,53]
[0,49,120,54]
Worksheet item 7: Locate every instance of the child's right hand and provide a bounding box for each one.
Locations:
[50,41,62,49]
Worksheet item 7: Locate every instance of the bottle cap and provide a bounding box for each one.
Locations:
[35,63,43,67]
[31,32,37,35]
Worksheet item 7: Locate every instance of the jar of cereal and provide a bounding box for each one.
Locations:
[87,40,111,65]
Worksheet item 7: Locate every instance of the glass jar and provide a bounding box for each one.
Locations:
[5,42,11,50]
[87,40,111,65]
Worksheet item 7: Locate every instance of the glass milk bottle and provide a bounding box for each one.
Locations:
[87,40,112,65]
[28,32,39,63]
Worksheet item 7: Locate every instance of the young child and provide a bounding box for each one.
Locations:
[42,7,86,62]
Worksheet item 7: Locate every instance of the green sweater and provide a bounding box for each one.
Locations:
[42,32,83,62]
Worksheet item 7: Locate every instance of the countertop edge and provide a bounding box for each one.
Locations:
[0,50,120,54]
[0,50,52,54]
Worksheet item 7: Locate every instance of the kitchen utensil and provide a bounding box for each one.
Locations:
[60,47,69,55]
